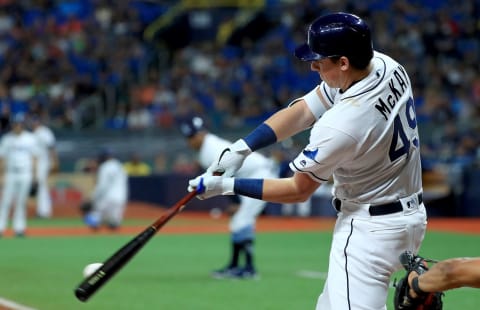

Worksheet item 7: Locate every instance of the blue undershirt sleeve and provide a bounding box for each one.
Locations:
[243,123,277,151]
[233,178,264,200]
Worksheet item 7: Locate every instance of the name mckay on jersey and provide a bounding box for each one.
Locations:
[374,65,409,121]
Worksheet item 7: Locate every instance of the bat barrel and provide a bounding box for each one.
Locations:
[74,227,157,302]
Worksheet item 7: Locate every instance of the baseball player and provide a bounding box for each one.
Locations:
[29,115,57,218]
[84,148,128,230]
[189,12,427,309]
[180,116,278,279]
[0,114,39,237]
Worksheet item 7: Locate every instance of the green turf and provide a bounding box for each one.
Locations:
[27,217,154,227]
[0,231,478,309]
[27,217,215,227]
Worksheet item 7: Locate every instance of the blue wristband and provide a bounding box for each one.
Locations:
[243,123,277,151]
[233,178,263,200]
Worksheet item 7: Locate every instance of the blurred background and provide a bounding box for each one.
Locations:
[1,0,479,217]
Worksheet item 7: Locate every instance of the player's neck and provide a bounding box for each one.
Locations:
[340,64,372,93]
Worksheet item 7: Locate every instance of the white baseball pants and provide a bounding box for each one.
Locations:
[0,172,33,233]
[315,195,427,310]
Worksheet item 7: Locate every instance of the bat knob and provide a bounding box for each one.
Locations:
[74,287,89,302]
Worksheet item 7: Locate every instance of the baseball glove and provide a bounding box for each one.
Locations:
[29,181,38,197]
[393,251,444,310]
[79,200,93,215]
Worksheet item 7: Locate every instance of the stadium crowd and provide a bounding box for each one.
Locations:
[0,0,479,176]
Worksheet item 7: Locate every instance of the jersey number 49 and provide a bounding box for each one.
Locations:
[389,97,419,162]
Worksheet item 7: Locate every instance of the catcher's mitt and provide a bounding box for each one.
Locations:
[394,251,444,310]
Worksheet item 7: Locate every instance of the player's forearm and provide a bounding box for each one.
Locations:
[417,258,480,292]
[190,171,321,201]
[262,178,313,203]
[242,101,315,152]
[199,102,315,177]
[264,100,315,141]
[234,177,314,204]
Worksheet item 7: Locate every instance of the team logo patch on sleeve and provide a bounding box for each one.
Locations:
[302,149,318,160]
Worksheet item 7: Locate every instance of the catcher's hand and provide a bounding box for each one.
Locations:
[393,251,444,310]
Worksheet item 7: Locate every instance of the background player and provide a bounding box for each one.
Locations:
[83,148,129,230]
[180,116,278,279]
[0,114,39,237]
[29,114,57,218]
[189,12,427,309]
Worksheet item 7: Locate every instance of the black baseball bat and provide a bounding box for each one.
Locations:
[74,190,198,302]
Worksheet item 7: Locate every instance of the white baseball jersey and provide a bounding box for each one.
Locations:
[33,125,56,217]
[33,125,55,172]
[199,133,278,232]
[33,126,55,166]
[0,130,39,174]
[0,130,39,233]
[288,51,427,310]
[290,51,422,204]
[91,158,128,226]
[94,158,128,204]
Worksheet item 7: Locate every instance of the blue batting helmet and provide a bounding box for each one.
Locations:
[294,12,373,69]
[179,116,205,138]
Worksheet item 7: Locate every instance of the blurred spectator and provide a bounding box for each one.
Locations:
[171,153,197,174]
[153,153,168,174]
[127,101,152,130]
[0,1,477,180]
[123,152,151,176]
[105,103,128,129]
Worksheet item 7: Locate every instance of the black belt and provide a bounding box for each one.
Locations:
[334,193,423,216]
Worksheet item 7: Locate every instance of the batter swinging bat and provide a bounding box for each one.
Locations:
[74,190,198,302]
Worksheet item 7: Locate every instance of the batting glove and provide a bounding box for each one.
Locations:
[206,139,252,177]
[188,176,235,200]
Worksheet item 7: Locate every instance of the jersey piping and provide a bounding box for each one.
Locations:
[340,56,387,101]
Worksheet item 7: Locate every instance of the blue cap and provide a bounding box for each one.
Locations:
[179,116,204,138]
[98,147,113,160]
[11,113,26,123]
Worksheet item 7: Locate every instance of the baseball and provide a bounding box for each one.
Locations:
[82,263,103,278]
